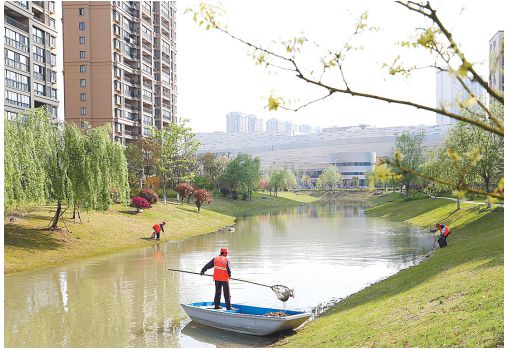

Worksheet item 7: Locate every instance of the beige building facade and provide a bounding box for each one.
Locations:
[62,1,177,144]
[4,1,59,119]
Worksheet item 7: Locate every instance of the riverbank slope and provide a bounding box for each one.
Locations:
[276,198,503,347]
[4,192,318,275]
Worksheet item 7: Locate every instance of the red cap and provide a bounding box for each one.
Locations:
[220,248,228,254]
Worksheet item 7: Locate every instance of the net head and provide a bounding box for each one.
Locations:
[271,285,295,302]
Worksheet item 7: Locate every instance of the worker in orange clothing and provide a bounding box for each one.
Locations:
[200,248,232,310]
[151,221,166,240]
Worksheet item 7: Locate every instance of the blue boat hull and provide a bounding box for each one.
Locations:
[181,302,312,336]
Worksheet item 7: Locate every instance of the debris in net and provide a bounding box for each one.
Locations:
[271,285,294,302]
[265,311,288,317]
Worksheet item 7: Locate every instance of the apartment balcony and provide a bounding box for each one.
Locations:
[13,1,29,10]
[124,75,139,85]
[143,107,152,114]
[32,1,44,9]
[4,36,29,52]
[142,32,152,41]
[142,42,151,52]
[5,57,29,72]
[5,15,29,33]
[33,72,45,81]
[142,55,152,65]
[162,110,171,121]
[143,81,152,90]
[125,103,139,111]
[123,129,137,138]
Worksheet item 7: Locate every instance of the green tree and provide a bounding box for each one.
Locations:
[438,122,480,210]
[149,119,201,204]
[219,153,260,198]
[394,131,426,196]
[317,165,343,190]
[268,168,294,196]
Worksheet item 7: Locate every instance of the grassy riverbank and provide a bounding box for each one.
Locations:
[4,192,317,275]
[277,197,503,347]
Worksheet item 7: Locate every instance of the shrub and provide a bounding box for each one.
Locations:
[193,189,213,212]
[175,183,195,204]
[131,197,150,212]
[139,188,159,205]
[193,176,214,190]
[231,191,238,200]
[166,189,177,198]
[242,193,248,200]
[220,187,230,197]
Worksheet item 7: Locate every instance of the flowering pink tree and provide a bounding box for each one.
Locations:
[131,197,150,212]
[175,183,195,204]
[193,189,212,212]
[139,188,159,205]
[259,178,269,190]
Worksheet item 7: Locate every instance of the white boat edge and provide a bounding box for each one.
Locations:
[181,303,313,336]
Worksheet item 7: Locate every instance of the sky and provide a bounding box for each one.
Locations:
[177,0,506,133]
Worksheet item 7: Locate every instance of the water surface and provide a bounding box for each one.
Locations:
[4,201,434,347]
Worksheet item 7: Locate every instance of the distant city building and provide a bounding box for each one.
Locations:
[489,30,504,93]
[298,124,313,133]
[226,112,263,132]
[226,111,247,132]
[246,114,263,132]
[62,1,178,144]
[4,1,59,120]
[435,70,485,126]
[283,120,297,135]
[266,117,284,132]
[197,124,451,187]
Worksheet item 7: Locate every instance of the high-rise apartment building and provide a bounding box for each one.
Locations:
[265,117,283,132]
[226,112,263,133]
[245,114,263,132]
[4,1,59,120]
[435,70,485,126]
[489,31,504,93]
[62,1,177,144]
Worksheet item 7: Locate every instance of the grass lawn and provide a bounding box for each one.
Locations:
[206,191,318,217]
[4,192,317,275]
[276,198,503,347]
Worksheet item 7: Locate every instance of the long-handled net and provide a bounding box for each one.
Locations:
[168,268,295,302]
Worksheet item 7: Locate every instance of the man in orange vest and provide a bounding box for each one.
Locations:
[151,221,166,240]
[200,248,232,310]
[435,223,451,247]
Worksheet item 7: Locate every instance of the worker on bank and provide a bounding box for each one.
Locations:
[200,248,233,310]
[435,223,451,248]
[151,221,166,240]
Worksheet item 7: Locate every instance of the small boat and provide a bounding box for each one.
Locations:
[181,302,312,336]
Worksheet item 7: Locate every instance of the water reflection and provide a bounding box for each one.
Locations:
[4,201,434,347]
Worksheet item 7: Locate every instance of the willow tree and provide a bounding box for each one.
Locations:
[5,108,130,229]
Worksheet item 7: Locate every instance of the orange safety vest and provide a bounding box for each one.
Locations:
[213,256,229,281]
[153,224,161,233]
[443,225,450,237]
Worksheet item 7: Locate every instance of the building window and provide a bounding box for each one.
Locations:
[80,65,86,73]
[80,121,87,128]
[80,79,86,87]
[5,70,30,91]
[79,36,85,44]
[80,93,86,101]
[5,90,30,108]
[79,22,85,30]
[32,27,45,45]
[33,46,45,63]
[5,49,29,72]
[79,8,85,15]
[80,51,85,59]
[114,67,121,77]
[33,64,45,80]
[4,28,29,52]
[80,107,86,115]
[34,82,46,96]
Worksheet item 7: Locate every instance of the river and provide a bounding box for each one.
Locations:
[4,201,435,347]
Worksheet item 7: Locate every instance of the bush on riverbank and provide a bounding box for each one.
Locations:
[276,198,503,347]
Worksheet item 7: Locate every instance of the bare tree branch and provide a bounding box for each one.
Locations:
[396,1,504,105]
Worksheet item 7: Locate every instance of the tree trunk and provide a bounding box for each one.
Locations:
[405,181,409,196]
[197,204,201,212]
[51,201,62,229]
[163,176,167,204]
[456,197,461,210]
[485,178,491,209]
